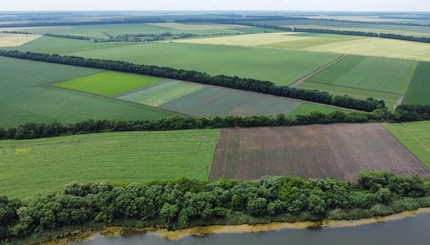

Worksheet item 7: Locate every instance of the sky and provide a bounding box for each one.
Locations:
[1,0,430,12]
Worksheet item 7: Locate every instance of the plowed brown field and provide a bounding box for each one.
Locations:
[210,124,430,182]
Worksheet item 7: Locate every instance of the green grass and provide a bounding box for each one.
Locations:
[308,56,418,94]
[0,130,219,198]
[403,62,430,105]
[159,85,301,117]
[118,80,204,106]
[288,103,349,117]
[385,122,430,168]
[55,71,161,96]
[0,56,177,128]
[71,42,340,86]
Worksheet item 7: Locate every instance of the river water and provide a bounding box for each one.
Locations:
[73,213,430,245]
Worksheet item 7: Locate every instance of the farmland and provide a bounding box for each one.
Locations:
[1,22,272,39]
[54,71,161,96]
[9,38,341,86]
[67,77,326,117]
[0,56,177,128]
[242,19,430,37]
[297,55,418,109]
[0,33,41,47]
[402,62,430,105]
[385,122,430,168]
[210,124,430,182]
[0,129,219,198]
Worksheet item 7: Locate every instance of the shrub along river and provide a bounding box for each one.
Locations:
[72,211,430,245]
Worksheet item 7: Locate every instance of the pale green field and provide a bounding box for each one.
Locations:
[385,122,430,168]
[118,80,204,106]
[303,37,430,62]
[289,103,350,117]
[0,130,219,198]
[55,71,161,96]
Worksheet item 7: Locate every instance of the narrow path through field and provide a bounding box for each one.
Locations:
[289,54,346,88]
[394,95,405,110]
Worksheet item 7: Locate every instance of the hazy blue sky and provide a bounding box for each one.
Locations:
[2,0,429,11]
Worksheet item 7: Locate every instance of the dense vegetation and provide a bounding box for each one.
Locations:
[2,105,430,140]
[0,50,383,112]
[1,172,430,242]
[94,32,197,43]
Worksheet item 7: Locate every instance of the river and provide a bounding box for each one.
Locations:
[72,212,430,245]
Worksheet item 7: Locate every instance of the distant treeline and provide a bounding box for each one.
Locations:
[2,104,430,140]
[94,32,197,43]
[0,50,384,112]
[2,172,430,242]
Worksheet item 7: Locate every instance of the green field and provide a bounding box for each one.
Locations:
[72,42,340,86]
[0,129,219,198]
[308,56,417,94]
[288,103,350,117]
[159,85,301,116]
[385,122,430,168]
[55,71,160,96]
[0,56,177,128]
[117,80,204,106]
[403,62,430,105]
[10,38,340,86]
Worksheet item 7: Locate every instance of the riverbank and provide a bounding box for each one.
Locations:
[36,207,430,244]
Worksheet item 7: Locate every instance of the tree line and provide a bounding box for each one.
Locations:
[2,105,430,141]
[0,50,384,112]
[1,172,430,242]
[1,31,91,41]
[94,32,197,43]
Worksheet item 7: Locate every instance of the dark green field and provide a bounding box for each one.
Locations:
[0,130,219,198]
[403,62,430,105]
[0,56,176,128]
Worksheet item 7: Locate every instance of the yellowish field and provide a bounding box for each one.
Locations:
[148,22,248,31]
[303,37,430,62]
[174,32,309,46]
[0,33,41,47]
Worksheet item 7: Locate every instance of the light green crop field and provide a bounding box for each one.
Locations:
[0,56,177,128]
[288,103,350,117]
[55,71,160,96]
[403,62,430,105]
[0,130,219,198]
[385,122,430,168]
[159,86,301,117]
[261,32,363,50]
[118,80,204,106]
[308,56,418,94]
[71,42,341,86]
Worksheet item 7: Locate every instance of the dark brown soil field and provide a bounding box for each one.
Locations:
[210,124,430,182]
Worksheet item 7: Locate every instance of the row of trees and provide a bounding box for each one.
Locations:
[94,32,197,43]
[1,172,429,242]
[0,18,164,28]
[1,31,91,41]
[2,106,430,140]
[0,50,384,112]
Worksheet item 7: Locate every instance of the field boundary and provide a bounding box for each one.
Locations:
[289,54,346,88]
